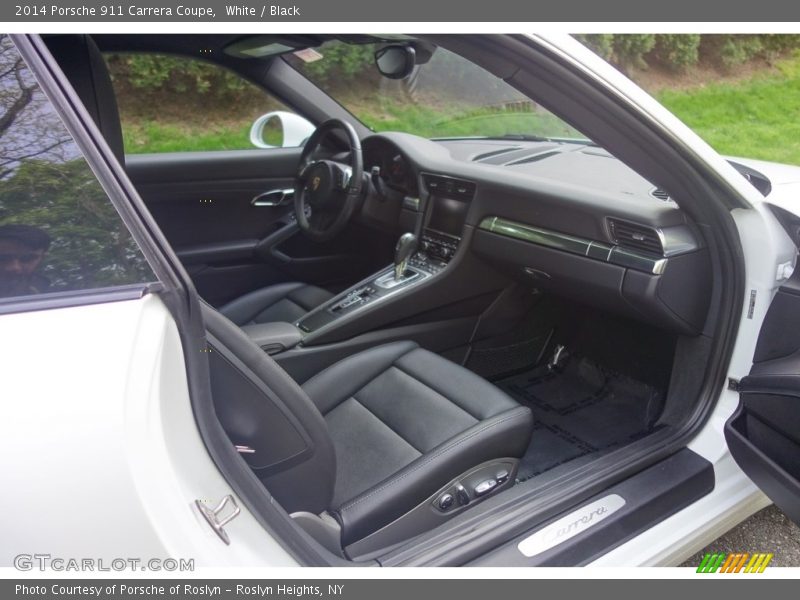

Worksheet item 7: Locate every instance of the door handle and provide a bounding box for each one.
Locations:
[251,188,294,207]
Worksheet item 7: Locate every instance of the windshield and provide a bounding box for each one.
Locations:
[284,41,589,141]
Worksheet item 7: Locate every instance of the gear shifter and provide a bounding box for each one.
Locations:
[394,232,418,281]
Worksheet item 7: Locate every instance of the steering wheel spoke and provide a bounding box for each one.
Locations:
[297,160,316,181]
[330,161,353,191]
[308,207,334,231]
[294,119,363,242]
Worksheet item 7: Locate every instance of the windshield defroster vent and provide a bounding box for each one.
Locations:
[506,150,563,166]
[472,146,522,162]
[650,187,671,201]
[608,219,664,256]
[473,145,560,165]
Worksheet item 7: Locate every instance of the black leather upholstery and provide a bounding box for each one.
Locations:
[44,35,125,166]
[302,341,533,545]
[219,282,334,325]
[203,304,337,514]
[203,304,533,547]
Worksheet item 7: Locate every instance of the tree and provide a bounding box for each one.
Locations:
[0,36,73,181]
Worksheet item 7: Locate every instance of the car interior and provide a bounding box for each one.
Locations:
[42,33,768,563]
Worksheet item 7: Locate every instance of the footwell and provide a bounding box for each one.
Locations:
[497,351,665,481]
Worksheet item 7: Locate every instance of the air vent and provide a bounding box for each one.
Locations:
[474,145,559,165]
[650,187,671,201]
[472,146,521,162]
[608,219,664,255]
[506,150,562,166]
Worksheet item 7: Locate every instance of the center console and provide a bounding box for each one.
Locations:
[419,174,475,262]
[295,173,476,337]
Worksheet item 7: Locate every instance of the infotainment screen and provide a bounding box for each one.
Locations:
[427,196,469,236]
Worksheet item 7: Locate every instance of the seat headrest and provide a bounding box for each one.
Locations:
[44,35,125,166]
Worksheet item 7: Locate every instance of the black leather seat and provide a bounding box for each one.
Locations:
[218,282,333,325]
[302,340,533,545]
[203,306,534,550]
[46,34,332,326]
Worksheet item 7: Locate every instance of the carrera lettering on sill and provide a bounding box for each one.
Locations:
[517,494,627,557]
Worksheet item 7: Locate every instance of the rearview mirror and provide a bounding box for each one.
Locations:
[375,45,416,79]
[249,111,315,149]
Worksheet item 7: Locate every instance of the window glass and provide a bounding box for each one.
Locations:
[284,41,588,141]
[0,35,154,300]
[105,53,302,153]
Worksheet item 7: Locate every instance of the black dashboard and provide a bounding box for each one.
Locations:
[359,132,712,336]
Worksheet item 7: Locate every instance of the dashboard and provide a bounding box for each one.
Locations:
[358,132,713,336]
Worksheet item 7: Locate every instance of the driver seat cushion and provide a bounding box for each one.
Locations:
[302,341,534,546]
[219,282,333,325]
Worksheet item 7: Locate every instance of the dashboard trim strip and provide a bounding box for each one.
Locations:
[479,217,667,275]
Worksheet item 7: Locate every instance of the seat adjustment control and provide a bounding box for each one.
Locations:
[434,462,515,513]
[474,478,498,497]
[437,493,454,511]
[455,483,470,506]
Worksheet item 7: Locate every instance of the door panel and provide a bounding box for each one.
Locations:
[128,149,301,306]
[128,150,390,307]
[127,149,301,248]
[725,269,800,525]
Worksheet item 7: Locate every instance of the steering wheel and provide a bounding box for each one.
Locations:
[294,119,364,242]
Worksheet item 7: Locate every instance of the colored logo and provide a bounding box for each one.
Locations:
[312,176,321,191]
[696,552,773,573]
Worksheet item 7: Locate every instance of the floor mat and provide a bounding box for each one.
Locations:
[497,352,665,481]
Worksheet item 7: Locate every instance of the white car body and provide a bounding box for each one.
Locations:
[2,33,798,569]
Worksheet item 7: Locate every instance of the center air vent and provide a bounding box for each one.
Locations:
[608,219,664,255]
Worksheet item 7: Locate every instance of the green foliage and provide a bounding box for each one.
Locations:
[576,34,800,72]
[107,53,252,101]
[657,55,800,165]
[301,43,376,87]
[709,35,765,69]
[653,35,701,70]
[759,35,800,58]
[0,160,152,290]
[613,34,656,69]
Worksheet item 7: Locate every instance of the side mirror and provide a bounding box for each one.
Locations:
[375,45,416,80]
[249,111,316,149]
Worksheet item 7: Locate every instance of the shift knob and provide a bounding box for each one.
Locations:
[394,232,418,280]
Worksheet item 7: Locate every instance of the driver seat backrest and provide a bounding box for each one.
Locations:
[44,34,126,166]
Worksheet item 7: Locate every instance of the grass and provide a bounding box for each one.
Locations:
[122,120,255,153]
[656,54,800,165]
[356,103,583,140]
[119,54,800,166]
